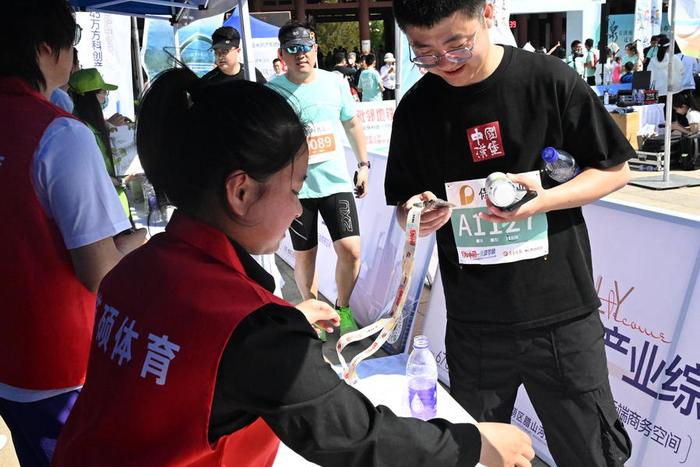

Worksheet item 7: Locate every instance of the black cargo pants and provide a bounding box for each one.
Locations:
[446,311,632,467]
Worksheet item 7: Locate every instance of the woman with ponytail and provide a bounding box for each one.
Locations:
[52,68,526,467]
[648,35,685,102]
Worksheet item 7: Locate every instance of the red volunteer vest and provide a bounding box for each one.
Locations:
[0,77,96,389]
[54,212,286,466]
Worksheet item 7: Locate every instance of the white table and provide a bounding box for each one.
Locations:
[272,372,484,467]
[605,103,665,135]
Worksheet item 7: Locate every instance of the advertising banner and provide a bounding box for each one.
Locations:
[651,0,663,36]
[584,202,700,467]
[608,14,670,49]
[354,100,396,152]
[634,0,654,47]
[677,0,700,58]
[488,0,517,47]
[76,12,134,120]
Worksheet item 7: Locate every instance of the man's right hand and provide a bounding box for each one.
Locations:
[399,191,452,237]
[477,422,535,467]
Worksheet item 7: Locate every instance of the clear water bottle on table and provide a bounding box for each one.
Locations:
[142,179,162,223]
[406,335,438,420]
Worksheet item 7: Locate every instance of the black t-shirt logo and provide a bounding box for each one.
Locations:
[466,121,506,162]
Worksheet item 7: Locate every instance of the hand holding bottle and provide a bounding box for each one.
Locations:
[481,173,546,223]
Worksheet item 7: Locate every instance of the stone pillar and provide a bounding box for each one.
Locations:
[552,12,564,47]
[517,14,529,48]
[529,13,541,48]
[295,0,305,22]
[359,0,371,53]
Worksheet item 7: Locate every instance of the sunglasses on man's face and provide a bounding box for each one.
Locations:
[284,44,313,55]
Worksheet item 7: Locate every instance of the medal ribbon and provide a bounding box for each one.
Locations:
[336,202,424,384]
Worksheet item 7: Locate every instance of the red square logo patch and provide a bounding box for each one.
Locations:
[466,121,506,162]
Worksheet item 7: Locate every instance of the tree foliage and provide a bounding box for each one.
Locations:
[315,20,385,54]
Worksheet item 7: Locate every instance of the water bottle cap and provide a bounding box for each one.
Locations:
[541,147,559,163]
[413,335,430,349]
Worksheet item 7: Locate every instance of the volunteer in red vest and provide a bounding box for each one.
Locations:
[0,2,146,465]
[53,70,534,467]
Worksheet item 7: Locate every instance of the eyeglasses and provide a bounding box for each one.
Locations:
[410,30,478,69]
[74,24,82,46]
[284,44,313,55]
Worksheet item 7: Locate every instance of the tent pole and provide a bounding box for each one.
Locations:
[238,0,256,81]
[663,0,675,183]
[394,20,403,103]
[132,17,145,96]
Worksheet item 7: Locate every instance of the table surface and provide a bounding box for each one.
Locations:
[272,368,484,467]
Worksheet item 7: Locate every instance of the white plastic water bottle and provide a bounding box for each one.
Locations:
[541,147,580,183]
[603,89,610,105]
[406,335,438,420]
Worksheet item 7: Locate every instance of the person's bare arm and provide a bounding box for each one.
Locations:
[70,229,147,292]
[479,162,630,223]
[342,116,370,198]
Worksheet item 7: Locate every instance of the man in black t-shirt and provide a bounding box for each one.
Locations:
[332,51,357,81]
[386,2,634,466]
[202,26,266,84]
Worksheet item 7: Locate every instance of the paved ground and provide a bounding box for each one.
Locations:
[2,166,697,466]
[607,166,700,217]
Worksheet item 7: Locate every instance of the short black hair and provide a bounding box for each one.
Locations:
[584,38,594,48]
[0,1,76,91]
[334,51,346,65]
[364,54,376,66]
[672,93,699,111]
[571,40,582,50]
[272,58,281,65]
[393,0,486,31]
[624,62,634,72]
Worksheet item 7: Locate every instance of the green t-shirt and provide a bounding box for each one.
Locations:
[585,49,598,78]
[89,124,130,218]
[358,69,383,101]
[267,70,356,198]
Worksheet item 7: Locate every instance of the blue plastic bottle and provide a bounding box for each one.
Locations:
[406,335,438,420]
[541,147,580,183]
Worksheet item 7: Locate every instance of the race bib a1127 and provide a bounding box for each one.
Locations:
[445,171,548,265]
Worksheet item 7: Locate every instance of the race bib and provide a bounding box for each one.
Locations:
[306,121,338,164]
[445,171,549,265]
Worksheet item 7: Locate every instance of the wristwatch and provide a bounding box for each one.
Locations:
[358,161,371,169]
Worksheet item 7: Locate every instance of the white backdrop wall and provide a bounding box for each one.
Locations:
[76,12,135,121]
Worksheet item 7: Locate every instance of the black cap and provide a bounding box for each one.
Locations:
[211,26,240,50]
[279,26,315,49]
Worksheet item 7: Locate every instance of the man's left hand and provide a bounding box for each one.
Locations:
[354,166,369,199]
